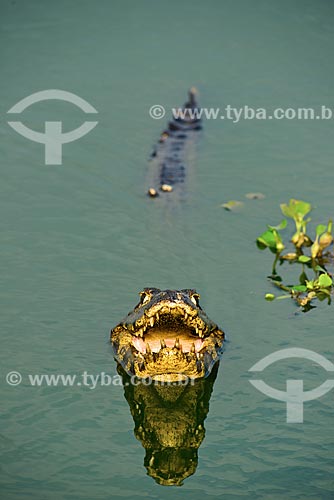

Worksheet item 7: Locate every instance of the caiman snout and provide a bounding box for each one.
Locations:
[110,288,225,381]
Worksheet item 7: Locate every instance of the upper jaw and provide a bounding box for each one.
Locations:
[125,300,210,339]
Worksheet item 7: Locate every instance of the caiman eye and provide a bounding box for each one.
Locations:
[139,291,151,305]
[190,293,200,306]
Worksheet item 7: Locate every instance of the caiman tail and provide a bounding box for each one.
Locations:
[147,88,202,197]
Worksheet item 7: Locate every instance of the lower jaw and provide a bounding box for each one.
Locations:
[133,356,205,381]
[134,370,202,383]
[150,373,196,383]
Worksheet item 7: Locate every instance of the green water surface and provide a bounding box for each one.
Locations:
[1,0,333,498]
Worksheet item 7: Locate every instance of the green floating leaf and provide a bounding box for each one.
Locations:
[280,199,312,221]
[268,219,287,231]
[316,224,327,237]
[318,274,333,288]
[221,200,244,211]
[291,285,307,292]
[280,203,294,219]
[257,227,285,253]
[298,255,311,263]
[315,265,326,273]
[256,230,277,250]
[306,280,315,290]
[293,200,312,219]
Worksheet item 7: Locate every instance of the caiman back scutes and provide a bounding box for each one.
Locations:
[147,88,202,197]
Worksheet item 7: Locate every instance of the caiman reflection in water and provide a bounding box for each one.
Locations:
[117,363,219,486]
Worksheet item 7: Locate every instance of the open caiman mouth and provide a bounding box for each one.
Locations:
[110,288,225,381]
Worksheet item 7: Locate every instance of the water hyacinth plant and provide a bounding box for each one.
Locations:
[256,199,333,312]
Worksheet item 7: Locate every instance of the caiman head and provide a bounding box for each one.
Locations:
[110,288,224,381]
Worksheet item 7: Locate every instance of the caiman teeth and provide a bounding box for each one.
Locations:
[198,329,204,338]
[133,304,207,338]
[160,339,166,349]
[191,343,195,353]
[146,343,151,354]
[174,338,180,349]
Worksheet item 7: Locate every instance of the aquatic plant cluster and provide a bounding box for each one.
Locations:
[256,199,333,312]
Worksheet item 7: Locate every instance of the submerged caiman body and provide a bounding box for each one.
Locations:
[110,288,224,381]
[147,88,202,197]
